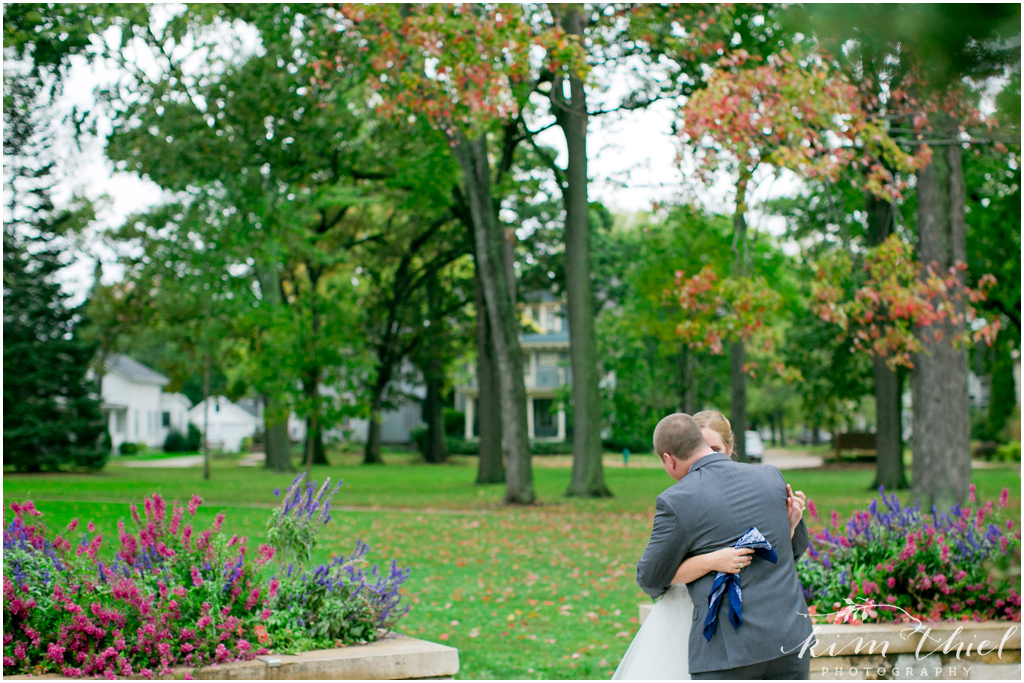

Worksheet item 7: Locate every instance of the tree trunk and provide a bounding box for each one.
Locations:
[451,130,534,504]
[303,369,329,468]
[474,267,505,483]
[768,413,777,447]
[729,169,751,463]
[263,393,292,473]
[202,349,212,481]
[730,341,748,462]
[555,7,610,498]
[363,379,387,465]
[912,115,971,507]
[678,342,696,414]
[778,410,786,447]
[865,191,908,490]
[422,361,449,464]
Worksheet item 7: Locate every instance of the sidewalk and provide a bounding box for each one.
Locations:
[763,448,824,470]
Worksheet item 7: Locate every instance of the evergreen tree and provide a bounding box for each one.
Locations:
[3,69,107,472]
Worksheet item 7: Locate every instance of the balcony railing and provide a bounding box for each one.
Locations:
[460,365,570,391]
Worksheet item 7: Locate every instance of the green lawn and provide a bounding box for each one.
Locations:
[3,456,1020,679]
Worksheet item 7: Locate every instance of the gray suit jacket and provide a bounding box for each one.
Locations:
[636,452,814,674]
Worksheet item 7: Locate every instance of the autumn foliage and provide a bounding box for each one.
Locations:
[811,235,1000,369]
[672,266,796,381]
[680,49,928,201]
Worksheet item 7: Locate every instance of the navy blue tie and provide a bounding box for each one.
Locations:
[703,527,778,642]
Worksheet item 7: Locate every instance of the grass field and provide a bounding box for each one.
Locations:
[3,453,1020,679]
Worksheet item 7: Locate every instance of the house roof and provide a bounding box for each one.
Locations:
[236,398,262,418]
[187,396,260,425]
[160,392,193,408]
[106,355,169,386]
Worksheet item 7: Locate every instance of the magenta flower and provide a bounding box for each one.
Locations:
[1000,488,1009,509]
[188,494,202,516]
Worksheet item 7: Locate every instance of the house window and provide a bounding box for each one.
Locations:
[538,352,559,366]
[215,403,220,413]
[162,411,171,427]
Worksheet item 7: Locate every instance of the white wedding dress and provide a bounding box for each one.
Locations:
[612,584,693,680]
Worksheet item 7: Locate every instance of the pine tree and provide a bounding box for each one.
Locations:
[3,70,108,472]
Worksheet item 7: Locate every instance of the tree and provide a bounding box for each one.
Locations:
[3,69,107,472]
[794,2,1021,505]
[332,5,585,503]
[677,45,918,460]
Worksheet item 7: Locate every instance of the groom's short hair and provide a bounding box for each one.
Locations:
[653,413,707,461]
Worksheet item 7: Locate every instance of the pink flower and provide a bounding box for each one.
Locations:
[66,518,79,532]
[268,579,280,598]
[940,544,950,563]
[245,588,261,610]
[191,567,204,588]
[807,500,818,520]
[968,483,977,504]
[87,533,103,559]
[87,521,96,533]
[188,494,202,516]
[46,643,66,664]
[170,505,184,535]
[213,512,225,532]
[1000,488,1009,509]
[831,510,840,529]
[887,577,896,589]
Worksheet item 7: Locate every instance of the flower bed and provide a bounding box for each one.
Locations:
[798,485,1021,625]
[3,475,410,679]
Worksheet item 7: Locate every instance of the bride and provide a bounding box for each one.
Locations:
[613,411,805,680]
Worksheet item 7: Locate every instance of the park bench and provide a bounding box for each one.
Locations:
[832,432,876,463]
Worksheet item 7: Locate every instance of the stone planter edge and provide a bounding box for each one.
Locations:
[5,634,459,681]
[638,603,1021,680]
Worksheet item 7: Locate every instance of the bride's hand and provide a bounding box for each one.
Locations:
[786,484,806,535]
[707,547,755,574]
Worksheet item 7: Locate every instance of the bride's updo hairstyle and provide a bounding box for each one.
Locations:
[692,410,735,453]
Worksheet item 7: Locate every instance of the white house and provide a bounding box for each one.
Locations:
[187,396,260,452]
[100,355,172,451]
[456,291,571,441]
[159,392,193,437]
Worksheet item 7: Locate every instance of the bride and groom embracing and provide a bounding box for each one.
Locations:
[614,411,816,680]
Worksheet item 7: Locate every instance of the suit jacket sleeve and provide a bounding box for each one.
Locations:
[791,518,809,560]
[767,465,810,560]
[636,492,692,600]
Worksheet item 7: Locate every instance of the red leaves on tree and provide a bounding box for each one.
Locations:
[811,235,1000,369]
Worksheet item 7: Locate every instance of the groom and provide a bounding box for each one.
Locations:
[636,413,815,680]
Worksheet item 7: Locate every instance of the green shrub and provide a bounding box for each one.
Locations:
[994,441,1021,463]
[446,436,479,455]
[443,408,465,436]
[603,436,652,454]
[163,429,190,453]
[186,423,202,451]
[118,442,139,455]
[410,425,428,453]
[529,440,574,455]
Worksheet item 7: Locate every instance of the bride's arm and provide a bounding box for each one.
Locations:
[671,547,753,585]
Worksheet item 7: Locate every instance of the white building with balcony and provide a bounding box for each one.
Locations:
[456,291,571,441]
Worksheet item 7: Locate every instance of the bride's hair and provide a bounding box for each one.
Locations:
[692,410,735,452]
